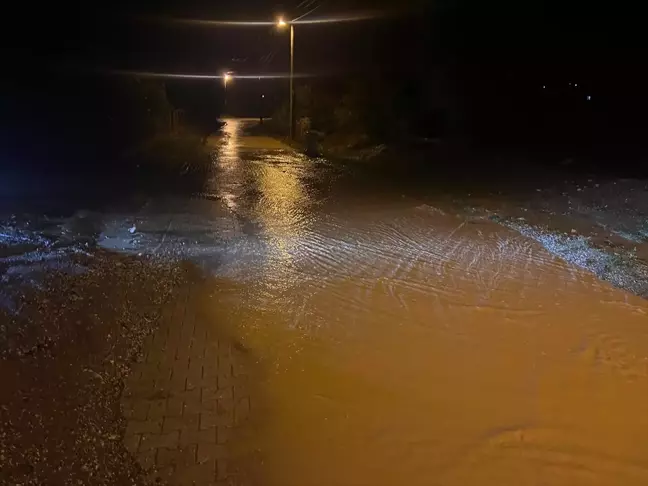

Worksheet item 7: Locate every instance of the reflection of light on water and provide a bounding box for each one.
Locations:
[220,119,241,165]
[220,192,238,211]
[258,162,305,236]
[257,157,308,292]
[209,118,313,297]
[213,119,242,210]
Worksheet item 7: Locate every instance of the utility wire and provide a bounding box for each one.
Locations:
[292,3,322,21]
[298,0,319,10]
[257,0,323,72]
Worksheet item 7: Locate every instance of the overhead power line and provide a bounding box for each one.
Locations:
[292,4,322,22]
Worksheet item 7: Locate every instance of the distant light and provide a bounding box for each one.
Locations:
[575,83,578,87]
[223,72,232,86]
[542,85,546,89]
[569,82,572,86]
[586,95,592,101]
[277,17,288,28]
[261,94,265,98]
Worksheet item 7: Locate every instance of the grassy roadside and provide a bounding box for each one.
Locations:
[123,133,213,192]
[246,120,390,161]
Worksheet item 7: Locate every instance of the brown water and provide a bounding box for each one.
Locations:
[116,119,648,484]
[224,215,648,485]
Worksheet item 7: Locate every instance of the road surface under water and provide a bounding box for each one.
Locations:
[102,119,648,485]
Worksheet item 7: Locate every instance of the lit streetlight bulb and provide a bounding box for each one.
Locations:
[277,17,288,28]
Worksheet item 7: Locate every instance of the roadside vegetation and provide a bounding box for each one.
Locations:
[114,78,216,192]
[2,75,217,198]
[124,132,213,192]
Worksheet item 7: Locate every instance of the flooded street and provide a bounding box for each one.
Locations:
[4,118,648,485]
[131,119,648,485]
[7,0,648,481]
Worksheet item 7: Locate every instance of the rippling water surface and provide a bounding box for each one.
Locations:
[99,119,648,485]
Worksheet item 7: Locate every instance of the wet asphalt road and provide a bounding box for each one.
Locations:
[6,118,648,485]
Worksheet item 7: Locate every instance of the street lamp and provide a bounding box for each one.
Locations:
[277,17,294,139]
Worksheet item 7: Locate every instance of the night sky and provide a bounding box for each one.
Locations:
[4,0,648,157]
[8,0,648,93]
[9,0,384,75]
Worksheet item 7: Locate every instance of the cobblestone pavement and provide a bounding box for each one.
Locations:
[122,279,253,485]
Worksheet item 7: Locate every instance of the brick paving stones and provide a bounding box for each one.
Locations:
[122,282,252,485]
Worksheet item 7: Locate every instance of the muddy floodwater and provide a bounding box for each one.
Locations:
[181,120,648,485]
[7,118,648,485]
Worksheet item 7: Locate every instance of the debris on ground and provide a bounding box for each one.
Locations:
[0,249,186,485]
[463,178,648,298]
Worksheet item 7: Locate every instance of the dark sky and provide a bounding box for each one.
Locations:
[4,0,648,175]
[2,0,394,136]
[8,0,648,79]
[5,0,648,118]
[7,0,384,76]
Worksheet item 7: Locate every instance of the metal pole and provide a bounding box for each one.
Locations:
[289,24,294,139]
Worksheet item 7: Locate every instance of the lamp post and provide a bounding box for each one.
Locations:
[277,18,294,139]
